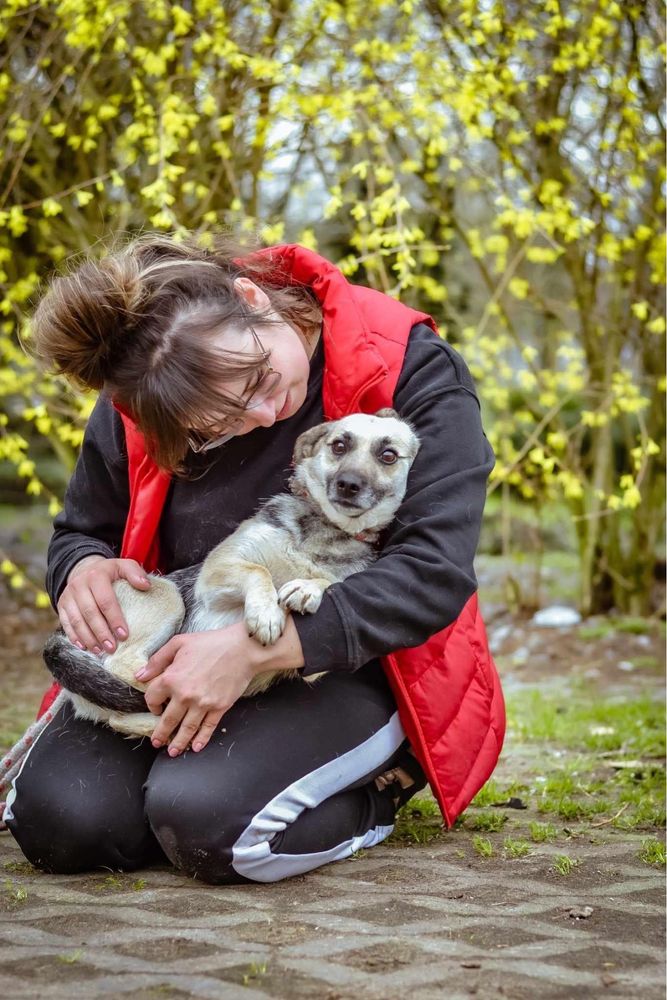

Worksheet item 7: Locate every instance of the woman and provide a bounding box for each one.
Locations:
[3,235,504,884]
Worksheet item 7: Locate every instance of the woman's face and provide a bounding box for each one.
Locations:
[208,317,315,439]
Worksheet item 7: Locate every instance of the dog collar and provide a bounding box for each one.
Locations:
[354,528,380,544]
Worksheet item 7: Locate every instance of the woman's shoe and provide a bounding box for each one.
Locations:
[374,746,428,809]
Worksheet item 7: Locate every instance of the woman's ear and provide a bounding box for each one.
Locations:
[233,276,272,312]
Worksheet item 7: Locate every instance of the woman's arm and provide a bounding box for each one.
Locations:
[292,326,495,676]
[46,394,131,607]
[46,395,155,652]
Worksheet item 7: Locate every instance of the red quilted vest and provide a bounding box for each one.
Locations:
[39,245,505,825]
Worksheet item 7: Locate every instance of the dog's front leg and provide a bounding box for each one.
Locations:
[277,577,331,615]
[205,560,286,647]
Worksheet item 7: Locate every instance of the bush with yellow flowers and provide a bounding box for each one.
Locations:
[0,0,664,614]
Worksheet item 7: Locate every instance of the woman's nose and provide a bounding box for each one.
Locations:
[248,398,278,427]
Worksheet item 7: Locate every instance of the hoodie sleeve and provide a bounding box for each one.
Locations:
[45,394,130,608]
[293,324,495,675]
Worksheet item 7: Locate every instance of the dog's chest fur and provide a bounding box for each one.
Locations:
[253,495,376,580]
[184,494,376,633]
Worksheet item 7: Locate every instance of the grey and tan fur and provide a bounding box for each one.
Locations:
[44,410,421,738]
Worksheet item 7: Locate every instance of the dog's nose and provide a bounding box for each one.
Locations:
[335,473,365,500]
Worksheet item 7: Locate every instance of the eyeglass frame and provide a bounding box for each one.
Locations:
[187,327,282,454]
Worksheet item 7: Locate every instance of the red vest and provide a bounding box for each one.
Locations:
[39,245,505,826]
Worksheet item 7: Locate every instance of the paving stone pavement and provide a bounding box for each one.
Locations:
[0,815,664,1000]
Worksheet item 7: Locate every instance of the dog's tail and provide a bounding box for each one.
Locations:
[43,633,147,713]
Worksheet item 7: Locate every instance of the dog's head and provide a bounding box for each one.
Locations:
[289,409,420,535]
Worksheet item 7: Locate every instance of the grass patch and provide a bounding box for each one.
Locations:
[93,874,126,892]
[614,617,663,636]
[494,685,666,839]
[470,779,528,808]
[529,821,558,842]
[631,655,661,671]
[639,838,666,866]
[466,810,508,832]
[503,837,531,857]
[553,854,579,876]
[527,757,665,829]
[507,687,665,757]
[2,860,36,876]
[242,961,267,986]
[3,879,27,903]
[57,951,83,964]
[472,835,494,858]
[388,796,445,846]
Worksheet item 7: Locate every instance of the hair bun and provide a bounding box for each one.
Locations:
[31,253,146,390]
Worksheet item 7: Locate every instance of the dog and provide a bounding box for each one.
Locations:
[43,409,421,738]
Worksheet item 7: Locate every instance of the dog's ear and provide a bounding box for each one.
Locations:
[375,407,399,420]
[292,423,330,465]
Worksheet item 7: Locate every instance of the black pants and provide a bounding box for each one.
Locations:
[4,661,425,884]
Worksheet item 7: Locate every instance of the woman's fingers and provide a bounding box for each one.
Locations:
[88,575,130,647]
[117,560,152,591]
[138,636,182,684]
[151,707,225,757]
[150,699,199,752]
[58,598,102,652]
[165,707,208,757]
[191,712,224,753]
[58,557,151,654]
[67,589,118,653]
[58,603,88,651]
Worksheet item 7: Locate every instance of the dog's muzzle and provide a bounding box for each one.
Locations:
[328,472,375,513]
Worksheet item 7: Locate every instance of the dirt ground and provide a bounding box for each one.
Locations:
[0,520,665,999]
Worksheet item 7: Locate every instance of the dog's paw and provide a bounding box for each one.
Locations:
[278,579,326,615]
[245,603,286,646]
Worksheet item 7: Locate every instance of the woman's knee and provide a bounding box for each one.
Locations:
[145,764,248,883]
[144,759,395,886]
[6,767,158,875]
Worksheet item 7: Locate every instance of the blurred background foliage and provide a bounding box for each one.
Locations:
[0,0,664,616]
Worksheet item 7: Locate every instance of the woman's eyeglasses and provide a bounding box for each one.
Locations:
[187,329,282,454]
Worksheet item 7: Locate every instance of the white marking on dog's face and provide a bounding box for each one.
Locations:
[290,411,421,534]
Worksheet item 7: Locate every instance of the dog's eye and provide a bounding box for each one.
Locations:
[379,449,399,465]
[331,439,347,455]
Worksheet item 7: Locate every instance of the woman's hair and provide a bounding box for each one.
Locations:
[30,232,322,472]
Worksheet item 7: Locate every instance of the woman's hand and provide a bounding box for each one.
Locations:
[136,617,305,757]
[136,623,263,756]
[58,555,151,654]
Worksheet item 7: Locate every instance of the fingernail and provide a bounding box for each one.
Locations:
[135,669,148,682]
[192,742,203,753]
[168,747,180,757]
[151,739,162,748]
[115,627,127,640]
[74,641,85,651]
[92,646,102,655]
[103,640,115,652]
